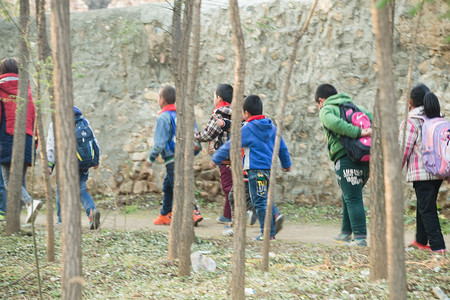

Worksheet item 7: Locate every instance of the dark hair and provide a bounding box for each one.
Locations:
[314,84,338,103]
[423,92,441,119]
[216,84,233,103]
[410,83,430,108]
[160,85,176,104]
[243,95,263,116]
[0,58,19,75]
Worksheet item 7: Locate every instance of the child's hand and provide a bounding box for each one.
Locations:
[281,167,291,172]
[361,128,372,137]
[213,115,225,128]
[210,161,218,168]
[146,159,152,168]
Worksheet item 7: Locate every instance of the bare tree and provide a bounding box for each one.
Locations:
[6,0,31,235]
[370,1,406,299]
[168,0,184,260]
[50,0,82,298]
[82,0,112,10]
[262,0,317,271]
[178,0,201,277]
[228,0,246,298]
[35,0,55,263]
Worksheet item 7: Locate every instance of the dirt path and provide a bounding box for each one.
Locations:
[31,209,450,246]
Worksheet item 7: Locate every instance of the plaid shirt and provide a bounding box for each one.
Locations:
[399,106,438,182]
[195,105,232,142]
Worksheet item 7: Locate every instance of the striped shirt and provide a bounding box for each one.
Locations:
[399,106,438,182]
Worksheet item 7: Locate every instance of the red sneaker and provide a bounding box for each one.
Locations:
[408,240,431,251]
[153,213,172,225]
[193,210,203,227]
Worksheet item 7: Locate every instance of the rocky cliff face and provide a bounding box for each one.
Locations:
[0,0,448,205]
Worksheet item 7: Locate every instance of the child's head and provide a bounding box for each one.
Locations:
[410,83,430,108]
[214,84,233,105]
[0,58,19,75]
[243,95,263,120]
[314,84,338,103]
[423,91,441,119]
[158,85,176,108]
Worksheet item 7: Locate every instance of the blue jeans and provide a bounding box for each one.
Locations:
[247,169,278,237]
[1,164,31,206]
[56,169,96,223]
[0,167,7,216]
[161,162,174,215]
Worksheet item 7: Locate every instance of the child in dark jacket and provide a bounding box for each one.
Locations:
[147,85,203,226]
[47,106,101,230]
[212,95,291,240]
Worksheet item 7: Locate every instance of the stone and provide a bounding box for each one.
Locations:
[133,180,148,194]
[215,54,226,62]
[307,105,317,114]
[148,182,161,193]
[119,181,133,195]
[131,152,148,161]
[144,91,159,101]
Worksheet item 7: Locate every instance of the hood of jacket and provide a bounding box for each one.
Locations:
[74,105,83,121]
[322,93,353,107]
[0,73,19,96]
[244,118,273,142]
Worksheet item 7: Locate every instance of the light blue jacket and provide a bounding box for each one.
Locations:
[148,111,176,163]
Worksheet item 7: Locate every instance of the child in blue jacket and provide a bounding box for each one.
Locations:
[147,85,203,226]
[212,95,291,240]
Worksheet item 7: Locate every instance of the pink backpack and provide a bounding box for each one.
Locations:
[338,103,371,163]
[420,117,450,178]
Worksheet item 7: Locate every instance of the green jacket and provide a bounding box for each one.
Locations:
[319,93,373,163]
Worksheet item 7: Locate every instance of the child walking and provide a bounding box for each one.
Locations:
[212,95,291,240]
[195,84,233,224]
[399,84,446,253]
[47,106,101,230]
[147,85,203,226]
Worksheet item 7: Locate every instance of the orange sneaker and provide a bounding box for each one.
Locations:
[193,210,203,227]
[153,213,171,225]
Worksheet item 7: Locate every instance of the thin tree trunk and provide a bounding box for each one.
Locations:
[178,0,199,277]
[371,1,406,299]
[50,0,82,299]
[36,0,55,263]
[262,0,317,271]
[168,0,183,260]
[229,0,246,298]
[6,0,31,235]
[369,91,387,280]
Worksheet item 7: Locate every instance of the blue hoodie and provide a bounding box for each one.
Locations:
[212,117,291,170]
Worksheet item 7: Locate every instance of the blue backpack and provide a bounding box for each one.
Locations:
[75,118,99,169]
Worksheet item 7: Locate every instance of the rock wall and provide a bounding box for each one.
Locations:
[0,0,448,206]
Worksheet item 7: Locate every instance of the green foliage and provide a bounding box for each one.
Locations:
[125,203,139,214]
[375,0,391,9]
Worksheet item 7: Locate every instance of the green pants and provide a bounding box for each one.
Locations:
[334,156,369,239]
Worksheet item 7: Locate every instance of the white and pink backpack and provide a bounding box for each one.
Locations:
[419,116,450,178]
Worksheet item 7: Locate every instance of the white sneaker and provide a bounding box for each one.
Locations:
[222,225,234,237]
[26,200,43,224]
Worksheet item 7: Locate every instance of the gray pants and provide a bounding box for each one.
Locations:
[1,164,31,205]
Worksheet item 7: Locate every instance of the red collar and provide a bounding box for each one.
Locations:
[214,101,231,112]
[246,115,265,122]
[158,104,176,115]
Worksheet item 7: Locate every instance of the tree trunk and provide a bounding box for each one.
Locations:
[369,91,387,280]
[168,0,183,260]
[178,0,200,277]
[228,0,246,298]
[50,0,82,299]
[371,1,407,299]
[262,0,317,271]
[35,0,55,263]
[5,0,31,235]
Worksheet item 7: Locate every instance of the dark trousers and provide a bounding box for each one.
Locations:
[413,180,446,251]
[220,165,232,219]
[161,162,175,216]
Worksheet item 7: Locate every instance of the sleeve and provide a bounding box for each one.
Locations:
[212,139,231,165]
[148,114,172,162]
[46,122,55,167]
[319,106,361,139]
[195,113,224,142]
[399,119,418,169]
[278,136,291,169]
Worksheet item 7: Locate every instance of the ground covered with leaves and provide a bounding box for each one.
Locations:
[1,220,448,299]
